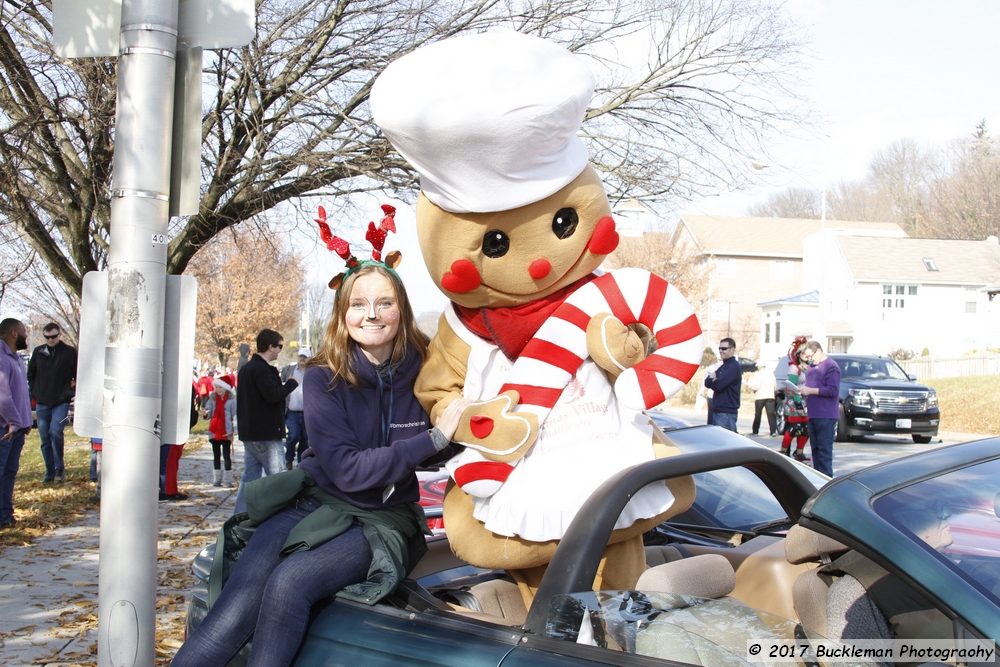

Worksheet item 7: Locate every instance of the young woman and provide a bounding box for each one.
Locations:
[779,338,810,461]
[173,263,470,667]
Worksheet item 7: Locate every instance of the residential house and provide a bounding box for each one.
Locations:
[758,232,1000,361]
[669,215,905,357]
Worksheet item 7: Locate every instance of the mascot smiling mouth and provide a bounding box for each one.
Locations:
[441,215,620,295]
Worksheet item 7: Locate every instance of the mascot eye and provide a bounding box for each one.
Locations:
[482,230,510,258]
[552,208,578,239]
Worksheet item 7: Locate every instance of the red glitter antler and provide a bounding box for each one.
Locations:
[315,206,358,267]
[379,204,397,234]
[316,204,396,265]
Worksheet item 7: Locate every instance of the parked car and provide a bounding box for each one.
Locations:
[737,357,758,374]
[775,354,939,444]
[184,425,1000,666]
[831,354,939,443]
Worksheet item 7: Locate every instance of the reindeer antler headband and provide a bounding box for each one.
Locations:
[315,204,402,290]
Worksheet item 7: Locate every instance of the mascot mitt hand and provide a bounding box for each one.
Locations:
[447,390,539,499]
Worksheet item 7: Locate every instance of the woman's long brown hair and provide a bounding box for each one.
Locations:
[310,263,429,387]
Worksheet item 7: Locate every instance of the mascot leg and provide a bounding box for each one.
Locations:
[508,536,647,611]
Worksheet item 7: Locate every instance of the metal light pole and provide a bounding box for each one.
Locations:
[98,1,178,664]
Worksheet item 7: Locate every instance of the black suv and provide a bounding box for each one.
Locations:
[831,354,939,443]
[775,354,940,443]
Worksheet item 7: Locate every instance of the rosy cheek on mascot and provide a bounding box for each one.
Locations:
[371,31,704,608]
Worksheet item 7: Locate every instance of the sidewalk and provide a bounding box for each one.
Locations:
[0,436,240,667]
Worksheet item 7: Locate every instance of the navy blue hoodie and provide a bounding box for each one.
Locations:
[299,346,437,509]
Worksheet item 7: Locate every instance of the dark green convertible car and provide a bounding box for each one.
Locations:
[185,422,1000,666]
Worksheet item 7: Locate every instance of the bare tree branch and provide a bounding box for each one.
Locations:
[0,0,810,303]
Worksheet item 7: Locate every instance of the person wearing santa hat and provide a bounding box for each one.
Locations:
[205,374,237,487]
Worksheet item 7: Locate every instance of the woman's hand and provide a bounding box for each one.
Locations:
[435,397,473,442]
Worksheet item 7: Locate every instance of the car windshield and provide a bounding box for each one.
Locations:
[873,457,1000,603]
[656,425,827,532]
[836,357,909,381]
[544,590,872,667]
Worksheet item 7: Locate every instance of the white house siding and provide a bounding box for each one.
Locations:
[796,233,1000,357]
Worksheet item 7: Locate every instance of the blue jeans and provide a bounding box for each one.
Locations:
[172,503,372,667]
[36,402,70,478]
[0,428,27,523]
[234,440,285,514]
[713,411,738,433]
[284,411,308,464]
[159,442,171,492]
[808,418,836,477]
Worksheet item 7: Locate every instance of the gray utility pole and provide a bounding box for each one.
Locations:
[99,2,178,665]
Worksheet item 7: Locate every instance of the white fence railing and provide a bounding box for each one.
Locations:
[898,354,1000,379]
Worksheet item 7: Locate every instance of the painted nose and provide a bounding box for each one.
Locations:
[528,258,551,280]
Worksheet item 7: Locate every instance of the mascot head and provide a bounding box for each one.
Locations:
[371,31,619,309]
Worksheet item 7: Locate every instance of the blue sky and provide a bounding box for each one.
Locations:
[690,0,1000,215]
[305,1,1000,314]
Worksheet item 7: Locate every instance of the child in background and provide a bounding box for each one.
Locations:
[205,374,236,487]
[779,339,810,461]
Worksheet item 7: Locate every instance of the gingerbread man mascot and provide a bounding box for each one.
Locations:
[371,32,703,606]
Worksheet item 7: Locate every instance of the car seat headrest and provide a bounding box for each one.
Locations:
[784,525,849,565]
[636,554,736,599]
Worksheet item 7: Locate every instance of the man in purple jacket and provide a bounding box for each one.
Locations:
[800,340,840,477]
[0,318,32,528]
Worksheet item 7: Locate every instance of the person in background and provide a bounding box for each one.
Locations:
[778,338,810,461]
[703,337,741,432]
[234,329,299,514]
[748,360,777,437]
[800,340,841,477]
[698,360,721,425]
[236,343,252,372]
[196,371,216,410]
[280,347,311,469]
[26,322,76,484]
[90,438,102,503]
[205,374,237,487]
[160,385,200,501]
[0,318,31,528]
[173,262,470,667]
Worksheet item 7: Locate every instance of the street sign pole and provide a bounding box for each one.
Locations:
[98,1,178,665]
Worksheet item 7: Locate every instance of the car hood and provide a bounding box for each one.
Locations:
[840,378,932,392]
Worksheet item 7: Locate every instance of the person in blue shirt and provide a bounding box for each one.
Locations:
[703,337,742,432]
[0,318,32,528]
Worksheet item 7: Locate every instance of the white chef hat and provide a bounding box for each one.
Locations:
[371,31,595,214]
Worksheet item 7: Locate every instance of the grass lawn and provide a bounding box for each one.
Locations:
[676,373,999,437]
[923,375,1000,436]
[0,423,208,553]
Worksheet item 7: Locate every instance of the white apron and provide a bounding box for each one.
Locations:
[445,306,675,542]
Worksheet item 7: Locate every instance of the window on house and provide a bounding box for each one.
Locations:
[883,284,914,308]
[770,260,793,280]
[765,323,770,344]
[716,258,735,279]
[966,302,977,314]
[775,322,781,343]
[923,258,938,271]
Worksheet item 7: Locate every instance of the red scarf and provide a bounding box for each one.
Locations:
[209,393,229,440]
[454,274,596,360]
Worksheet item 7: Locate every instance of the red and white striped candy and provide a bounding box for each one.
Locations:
[453,268,703,497]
